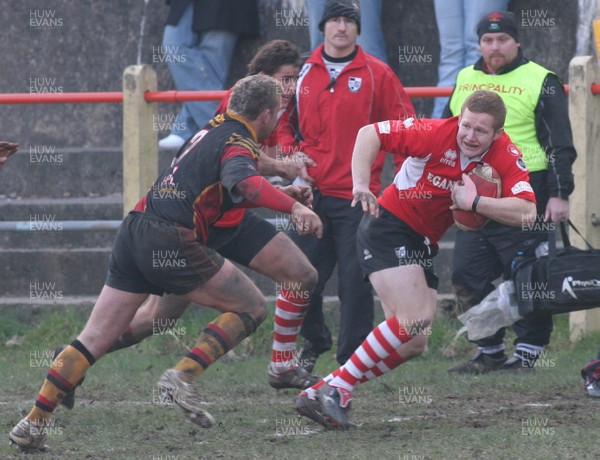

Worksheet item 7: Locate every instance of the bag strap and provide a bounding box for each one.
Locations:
[559,221,570,248]
[548,223,557,259]
[566,219,595,250]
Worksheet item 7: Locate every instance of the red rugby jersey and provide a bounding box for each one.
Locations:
[376,116,536,245]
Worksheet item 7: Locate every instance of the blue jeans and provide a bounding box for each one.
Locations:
[431,0,509,118]
[162,3,238,140]
[306,0,388,63]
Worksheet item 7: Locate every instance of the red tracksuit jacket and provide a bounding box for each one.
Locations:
[282,44,415,200]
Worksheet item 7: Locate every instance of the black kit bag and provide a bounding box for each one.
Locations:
[512,220,600,316]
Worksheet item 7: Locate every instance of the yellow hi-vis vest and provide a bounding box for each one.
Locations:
[449,61,553,172]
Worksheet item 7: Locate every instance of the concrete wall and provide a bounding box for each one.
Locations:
[0,0,579,150]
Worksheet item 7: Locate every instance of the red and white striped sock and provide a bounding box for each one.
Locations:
[306,350,405,394]
[359,350,406,383]
[271,288,309,370]
[328,317,412,392]
[302,350,406,400]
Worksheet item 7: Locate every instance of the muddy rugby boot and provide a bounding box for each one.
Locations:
[318,382,352,429]
[9,418,47,452]
[268,364,320,390]
[295,391,331,428]
[156,369,215,428]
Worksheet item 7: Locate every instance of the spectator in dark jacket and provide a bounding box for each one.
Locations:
[446,11,576,374]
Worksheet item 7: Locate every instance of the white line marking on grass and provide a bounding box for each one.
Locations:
[386,403,558,423]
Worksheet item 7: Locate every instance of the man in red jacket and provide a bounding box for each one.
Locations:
[284,0,415,371]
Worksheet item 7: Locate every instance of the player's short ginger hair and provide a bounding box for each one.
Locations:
[460,90,507,131]
[247,40,301,76]
[228,74,281,120]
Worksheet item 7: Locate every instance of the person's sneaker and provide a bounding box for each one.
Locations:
[268,364,320,390]
[317,382,352,429]
[295,391,330,428]
[158,134,185,150]
[52,344,85,409]
[502,356,536,372]
[156,369,215,428]
[297,341,321,373]
[9,418,47,452]
[448,351,507,374]
[586,379,600,397]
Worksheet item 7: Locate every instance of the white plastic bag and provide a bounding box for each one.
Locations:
[456,280,523,341]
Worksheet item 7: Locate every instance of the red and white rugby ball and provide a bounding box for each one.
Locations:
[452,164,501,231]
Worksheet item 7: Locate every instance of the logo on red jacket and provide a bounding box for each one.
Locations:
[507,144,520,156]
[348,77,362,92]
[440,149,457,167]
[516,157,528,171]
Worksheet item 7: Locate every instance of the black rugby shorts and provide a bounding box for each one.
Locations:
[107,212,224,295]
[356,206,439,290]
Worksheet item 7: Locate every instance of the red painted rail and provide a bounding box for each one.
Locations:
[0,92,124,104]
[0,84,598,104]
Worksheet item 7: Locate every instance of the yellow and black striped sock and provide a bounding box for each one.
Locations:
[26,339,95,425]
[173,312,257,381]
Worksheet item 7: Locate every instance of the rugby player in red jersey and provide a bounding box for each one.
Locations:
[296,90,537,428]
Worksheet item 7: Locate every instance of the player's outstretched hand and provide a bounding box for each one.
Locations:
[291,202,323,238]
[276,152,316,183]
[280,185,313,207]
[294,153,316,184]
[0,141,18,171]
[352,185,379,217]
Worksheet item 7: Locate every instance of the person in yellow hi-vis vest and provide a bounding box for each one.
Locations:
[444,11,577,374]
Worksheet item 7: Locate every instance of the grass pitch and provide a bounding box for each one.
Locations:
[1,304,599,459]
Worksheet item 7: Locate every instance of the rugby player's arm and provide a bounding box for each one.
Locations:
[256,151,279,175]
[234,175,297,213]
[452,173,536,227]
[222,145,304,214]
[234,175,322,237]
[352,124,381,191]
[475,196,536,227]
[351,124,382,216]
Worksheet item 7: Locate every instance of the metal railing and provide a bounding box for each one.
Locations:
[2,62,600,339]
[1,67,599,232]
[2,85,600,105]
